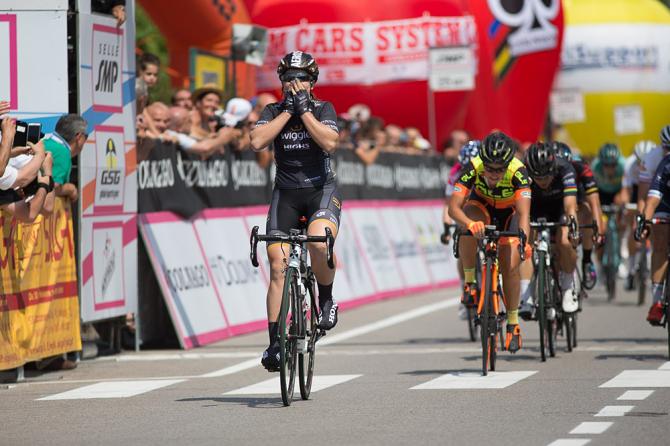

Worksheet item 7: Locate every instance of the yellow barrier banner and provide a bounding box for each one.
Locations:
[0,198,81,370]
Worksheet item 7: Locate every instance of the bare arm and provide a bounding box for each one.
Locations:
[300,112,338,153]
[637,181,649,213]
[250,112,291,151]
[447,193,471,228]
[586,192,605,235]
[354,141,380,165]
[563,195,578,220]
[643,195,661,221]
[442,195,453,225]
[0,117,16,177]
[515,196,531,240]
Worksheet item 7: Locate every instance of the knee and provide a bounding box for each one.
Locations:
[308,242,328,259]
[268,256,285,281]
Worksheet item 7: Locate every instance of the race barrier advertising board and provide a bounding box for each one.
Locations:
[139,200,459,349]
[0,199,82,370]
[78,6,138,322]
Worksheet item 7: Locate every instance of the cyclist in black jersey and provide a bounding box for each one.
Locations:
[520,142,580,319]
[250,51,341,372]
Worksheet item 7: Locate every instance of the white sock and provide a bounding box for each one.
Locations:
[559,271,574,292]
[652,283,665,303]
[520,279,531,304]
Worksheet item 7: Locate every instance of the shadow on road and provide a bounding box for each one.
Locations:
[594,353,668,362]
[176,396,285,408]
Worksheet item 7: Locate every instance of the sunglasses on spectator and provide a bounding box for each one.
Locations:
[483,165,506,174]
[280,73,312,82]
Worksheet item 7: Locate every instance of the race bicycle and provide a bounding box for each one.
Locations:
[455,225,526,376]
[635,216,670,359]
[601,205,622,301]
[250,223,335,406]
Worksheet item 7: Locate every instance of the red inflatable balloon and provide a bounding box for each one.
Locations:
[252,0,473,149]
[463,0,564,142]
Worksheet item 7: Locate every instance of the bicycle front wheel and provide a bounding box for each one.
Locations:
[480,258,493,376]
[299,272,317,400]
[279,268,298,406]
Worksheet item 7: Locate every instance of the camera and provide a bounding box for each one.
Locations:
[12,121,42,147]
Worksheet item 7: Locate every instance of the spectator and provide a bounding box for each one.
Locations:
[91,0,126,27]
[336,116,354,150]
[135,77,149,116]
[43,114,88,203]
[384,124,407,152]
[145,102,170,136]
[138,53,160,90]
[0,118,54,222]
[354,116,384,165]
[252,92,278,117]
[167,106,192,135]
[190,84,223,138]
[443,129,469,165]
[348,103,371,140]
[171,88,193,110]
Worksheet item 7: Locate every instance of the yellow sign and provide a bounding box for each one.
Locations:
[191,49,227,92]
[0,198,81,370]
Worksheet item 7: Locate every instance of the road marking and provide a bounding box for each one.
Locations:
[547,439,590,446]
[658,362,670,370]
[37,379,185,400]
[599,370,670,388]
[319,298,460,346]
[98,352,258,362]
[617,390,654,400]
[411,370,537,390]
[199,358,260,378]
[224,374,361,395]
[594,405,634,417]
[199,297,459,378]
[569,422,612,434]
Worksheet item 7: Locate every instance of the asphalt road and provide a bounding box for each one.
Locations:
[2,281,669,446]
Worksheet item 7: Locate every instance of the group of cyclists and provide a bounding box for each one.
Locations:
[441,125,670,353]
[250,50,670,372]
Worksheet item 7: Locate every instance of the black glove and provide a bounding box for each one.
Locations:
[280,94,295,115]
[440,223,451,245]
[293,90,314,115]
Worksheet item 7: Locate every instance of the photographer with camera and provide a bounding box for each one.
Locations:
[0,117,55,222]
[250,51,341,371]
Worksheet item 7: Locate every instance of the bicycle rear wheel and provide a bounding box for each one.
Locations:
[537,252,547,362]
[637,252,647,306]
[299,272,317,400]
[480,259,493,376]
[547,273,558,358]
[279,268,298,406]
[565,313,574,352]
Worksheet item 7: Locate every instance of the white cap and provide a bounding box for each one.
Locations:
[223,98,252,127]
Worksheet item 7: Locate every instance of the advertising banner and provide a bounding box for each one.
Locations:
[0,199,81,371]
[0,0,68,130]
[78,9,138,322]
[139,200,459,349]
[257,16,475,88]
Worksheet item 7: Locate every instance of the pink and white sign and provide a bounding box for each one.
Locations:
[257,16,475,88]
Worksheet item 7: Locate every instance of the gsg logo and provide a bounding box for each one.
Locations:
[488,0,560,56]
[101,170,121,185]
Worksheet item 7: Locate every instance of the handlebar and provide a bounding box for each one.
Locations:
[458,225,527,261]
[601,204,621,215]
[530,216,579,242]
[249,226,335,269]
[635,215,670,241]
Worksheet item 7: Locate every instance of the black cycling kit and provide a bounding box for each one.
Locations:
[256,100,342,240]
[530,158,578,222]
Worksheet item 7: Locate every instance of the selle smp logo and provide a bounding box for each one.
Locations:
[488,0,559,57]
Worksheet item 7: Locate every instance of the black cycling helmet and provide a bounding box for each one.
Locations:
[480,131,515,166]
[277,51,319,83]
[526,142,557,177]
[661,124,670,147]
[551,141,573,162]
[598,142,620,166]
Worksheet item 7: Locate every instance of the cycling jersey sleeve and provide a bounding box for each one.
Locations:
[648,155,670,199]
[560,161,578,196]
[577,162,598,195]
[622,156,637,188]
[255,103,278,127]
[316,101,339,133]
[452,161,476,197]
[512,165,532,200]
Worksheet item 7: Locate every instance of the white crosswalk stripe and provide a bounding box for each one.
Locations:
[37,379,185,400]
[411,370,537,390]
[224,374,362,395]
[599,370,670,388]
